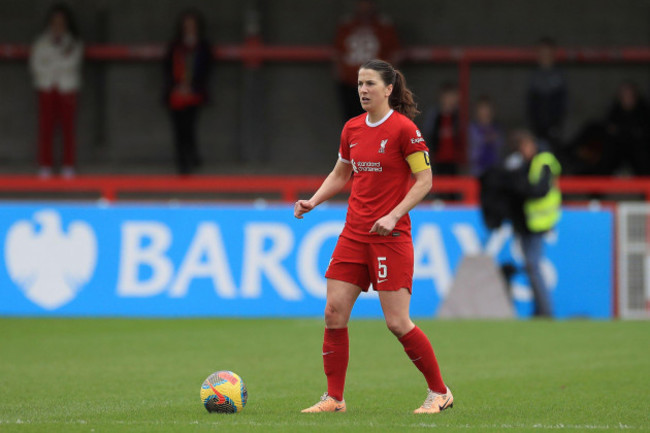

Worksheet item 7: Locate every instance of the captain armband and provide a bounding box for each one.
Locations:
[406,151,431,174]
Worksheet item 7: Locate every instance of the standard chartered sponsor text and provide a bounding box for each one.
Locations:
[355,161,383,172]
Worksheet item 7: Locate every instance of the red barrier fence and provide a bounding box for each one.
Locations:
[0,175,474,203]
[3,43,650,63]
[1,174,649,204]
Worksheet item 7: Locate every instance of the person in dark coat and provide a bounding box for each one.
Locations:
[600,81,650,175]
[164,9,212,175]
[526,37,567,153]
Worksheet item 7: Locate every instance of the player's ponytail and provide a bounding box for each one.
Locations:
[360,59,420,120]
[390,70,420,120]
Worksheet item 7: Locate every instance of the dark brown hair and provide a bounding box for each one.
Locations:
[44,3,79,39]
[439,81,457,94]
[173,8,207,43]
[475,94,493,107]
[508,129,537,153]
[537,36,557,48]
[360,59,420,120]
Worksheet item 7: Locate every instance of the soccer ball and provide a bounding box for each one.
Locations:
[200,370,248,413]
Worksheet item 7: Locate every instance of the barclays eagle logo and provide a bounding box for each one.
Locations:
[4,210,97,310]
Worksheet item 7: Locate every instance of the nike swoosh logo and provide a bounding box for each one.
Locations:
[377,279,388,284]
[409,356,422,362]
[350,143,358,148]
[335,407,344,412]
[322,351,334,356]
[438,396,452,411]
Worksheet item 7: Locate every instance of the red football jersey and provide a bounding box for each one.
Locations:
[338,110,429,243]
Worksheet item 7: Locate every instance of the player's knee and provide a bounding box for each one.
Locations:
[385,316,411,337]
[324,302,347,328]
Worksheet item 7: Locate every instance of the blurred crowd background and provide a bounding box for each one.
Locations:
[0,0,648,177]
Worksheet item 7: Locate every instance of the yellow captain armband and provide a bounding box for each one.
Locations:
[406,151,431,173]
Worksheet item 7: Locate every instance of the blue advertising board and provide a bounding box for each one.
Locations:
[0,203,612,318]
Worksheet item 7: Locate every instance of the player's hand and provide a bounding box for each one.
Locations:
[370,214,399,236]
[294,200,314,219]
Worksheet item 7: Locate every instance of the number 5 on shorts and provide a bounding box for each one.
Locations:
[378,256,387,279]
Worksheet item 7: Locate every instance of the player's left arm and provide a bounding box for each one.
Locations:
[370,152,432,236]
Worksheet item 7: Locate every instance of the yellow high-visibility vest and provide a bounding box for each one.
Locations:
[524,152,562,232]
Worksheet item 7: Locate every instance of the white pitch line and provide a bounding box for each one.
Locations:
[406,423,639,430]
[0,419,642,430]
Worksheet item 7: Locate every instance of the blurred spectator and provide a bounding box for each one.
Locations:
[526,37,567,153]
[600,81,650,175]
[422,82,463,175]
[163,9,211,175]
[481,130,561,317]
[29,3,83,179]
[334,0,400,121]
[565,120,609,175]
[468,96,504,177]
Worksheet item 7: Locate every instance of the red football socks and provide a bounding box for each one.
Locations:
[398,326,447,394]
[322,327,349,401]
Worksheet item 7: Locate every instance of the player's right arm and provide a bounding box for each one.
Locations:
[294,159,353,219]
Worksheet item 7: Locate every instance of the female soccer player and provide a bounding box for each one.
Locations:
[295,59,453,414]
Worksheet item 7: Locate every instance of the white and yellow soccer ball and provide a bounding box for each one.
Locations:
[200,371,248,413]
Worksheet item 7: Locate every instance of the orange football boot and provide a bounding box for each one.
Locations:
[413,387,454,414]
[301,393,346,413]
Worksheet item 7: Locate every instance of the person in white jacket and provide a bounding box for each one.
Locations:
[29,3,83,178]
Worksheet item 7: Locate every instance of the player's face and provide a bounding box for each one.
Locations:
[358,68,393,113]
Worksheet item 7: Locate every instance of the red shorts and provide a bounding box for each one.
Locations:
[325,235,414,293]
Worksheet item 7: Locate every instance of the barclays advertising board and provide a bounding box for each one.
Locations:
[0,203,612,318]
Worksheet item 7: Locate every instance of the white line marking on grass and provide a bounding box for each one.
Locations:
[0,419,642,430]
[408,423,639,430]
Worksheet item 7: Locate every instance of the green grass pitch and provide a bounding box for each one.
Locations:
[0,318,648,433]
